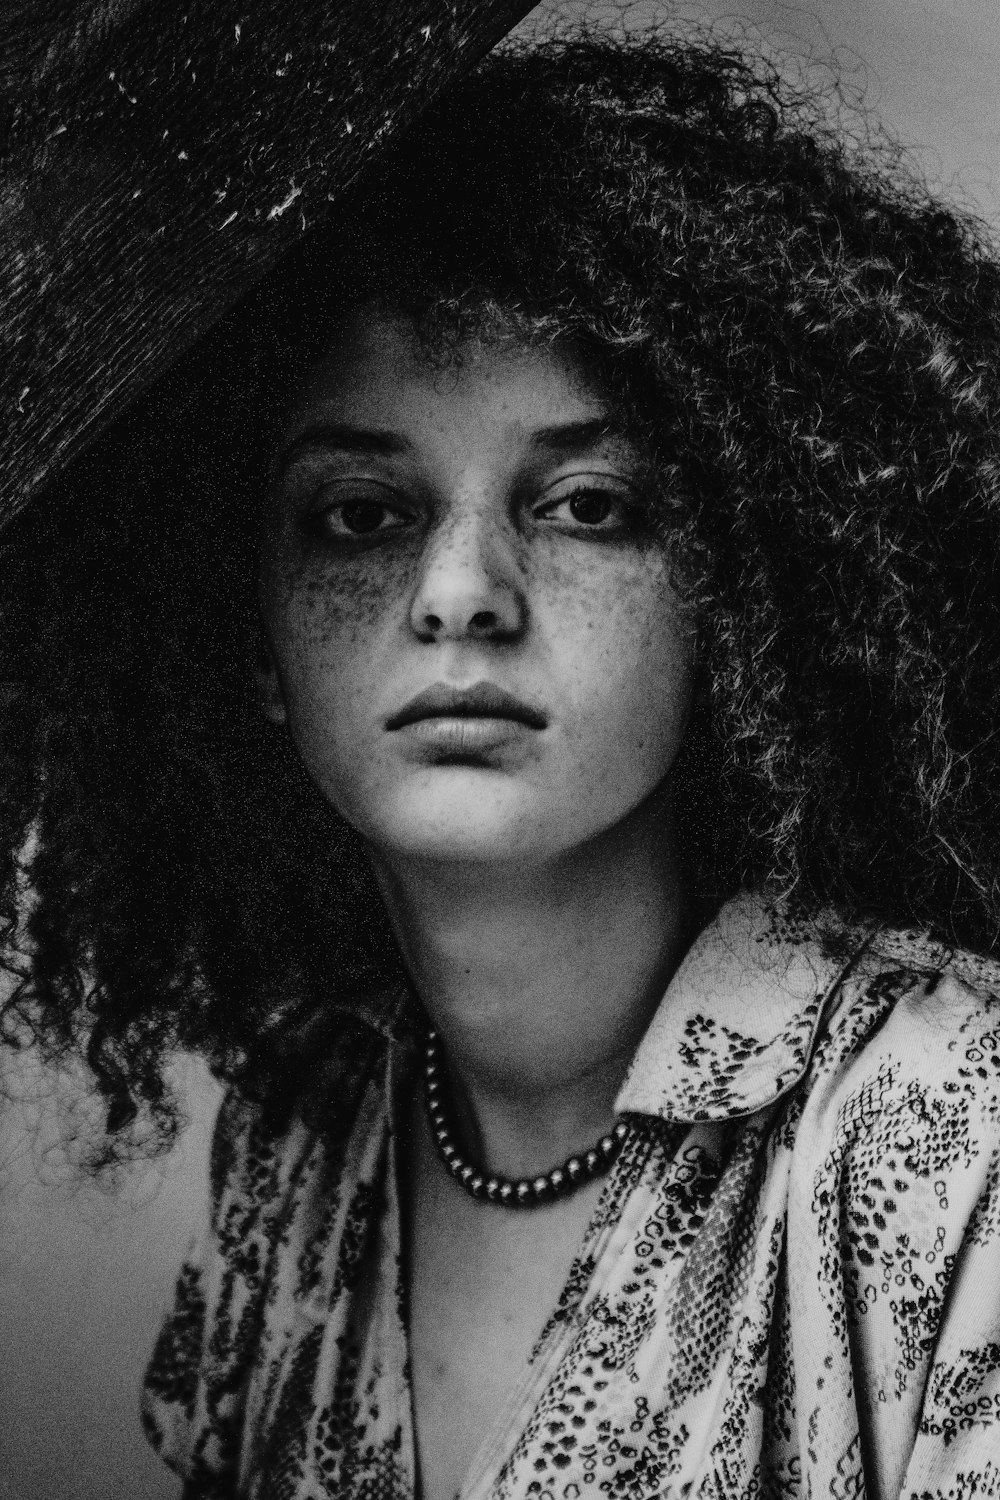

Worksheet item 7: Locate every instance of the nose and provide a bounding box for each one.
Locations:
[409,501,526,643]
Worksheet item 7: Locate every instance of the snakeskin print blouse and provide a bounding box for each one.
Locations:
[142,893,1000,1498]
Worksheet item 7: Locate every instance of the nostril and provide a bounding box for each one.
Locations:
[419,607,507,640]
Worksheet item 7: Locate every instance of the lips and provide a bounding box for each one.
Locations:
[386,682,547,731]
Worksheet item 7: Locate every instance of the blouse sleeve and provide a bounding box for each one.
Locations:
[894,992,1000,1500]
[789,959,1000,1500]
[901,1139,1000,1498]
[140,1087,314,1494]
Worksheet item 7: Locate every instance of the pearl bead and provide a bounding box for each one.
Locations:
[423,1030,629,1210]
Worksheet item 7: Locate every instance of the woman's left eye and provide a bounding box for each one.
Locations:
[534,486,641,533]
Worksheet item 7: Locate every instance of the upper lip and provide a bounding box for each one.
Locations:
[386,682,548,730]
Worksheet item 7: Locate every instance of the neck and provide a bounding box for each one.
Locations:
[370,793,690,1179]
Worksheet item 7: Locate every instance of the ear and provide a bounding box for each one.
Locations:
[253,624,288,726]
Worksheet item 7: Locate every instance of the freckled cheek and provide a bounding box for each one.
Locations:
[260,544,407,826]
[263,552,414,726]
[542,561,694,779]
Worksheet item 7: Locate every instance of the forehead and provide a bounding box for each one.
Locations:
[281,307,615,449]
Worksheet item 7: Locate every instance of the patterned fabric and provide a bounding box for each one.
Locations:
[142,893,1000,1499]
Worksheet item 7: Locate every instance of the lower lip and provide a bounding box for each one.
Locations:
[395,716,538,753]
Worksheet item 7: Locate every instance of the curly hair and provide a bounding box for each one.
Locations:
[3,31,1000,1161]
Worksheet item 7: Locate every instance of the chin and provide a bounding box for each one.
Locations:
[377,817,546,866]
[356,777,563,867]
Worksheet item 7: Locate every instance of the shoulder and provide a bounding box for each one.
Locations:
[782,930,1000,1474]
[793,924,1000,1240]
[830,926,1000,1106]
[204,1087,318,1252]
[207,1016,392,1241]
[142,1029,392,1484]
[205,984,413,1223]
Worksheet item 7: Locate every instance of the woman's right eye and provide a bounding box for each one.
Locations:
[306,487,413,543]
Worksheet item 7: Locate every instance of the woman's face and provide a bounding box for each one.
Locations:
[258,307,696,869]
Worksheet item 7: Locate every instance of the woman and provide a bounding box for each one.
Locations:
[3,30,1000,1500]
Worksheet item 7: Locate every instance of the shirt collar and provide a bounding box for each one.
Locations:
[616,891,870,1124]
[333,980,423,1047]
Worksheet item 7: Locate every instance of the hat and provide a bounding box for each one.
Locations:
[0,0,534,524]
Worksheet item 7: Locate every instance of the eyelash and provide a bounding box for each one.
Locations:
[302,482,644,545]
[534,486,642,533]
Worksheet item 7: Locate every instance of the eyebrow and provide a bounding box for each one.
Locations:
[277,424,410,477]
[277,415,624,479]
[528,417,622,451]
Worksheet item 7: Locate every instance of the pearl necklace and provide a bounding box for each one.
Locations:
[423,1028,630,1207]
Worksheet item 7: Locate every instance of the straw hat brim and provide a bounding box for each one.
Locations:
[0,0,534,524]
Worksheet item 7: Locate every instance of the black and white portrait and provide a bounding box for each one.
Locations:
[2,4,1000,1497]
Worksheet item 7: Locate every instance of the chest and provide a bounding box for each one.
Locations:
[404,1114,604,1500]
[238,1083,824,1500]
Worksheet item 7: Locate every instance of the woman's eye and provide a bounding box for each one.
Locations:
[309,491,412,542]
[567,492,615,526]
[536,486,641,533]
[333,501,394,535]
